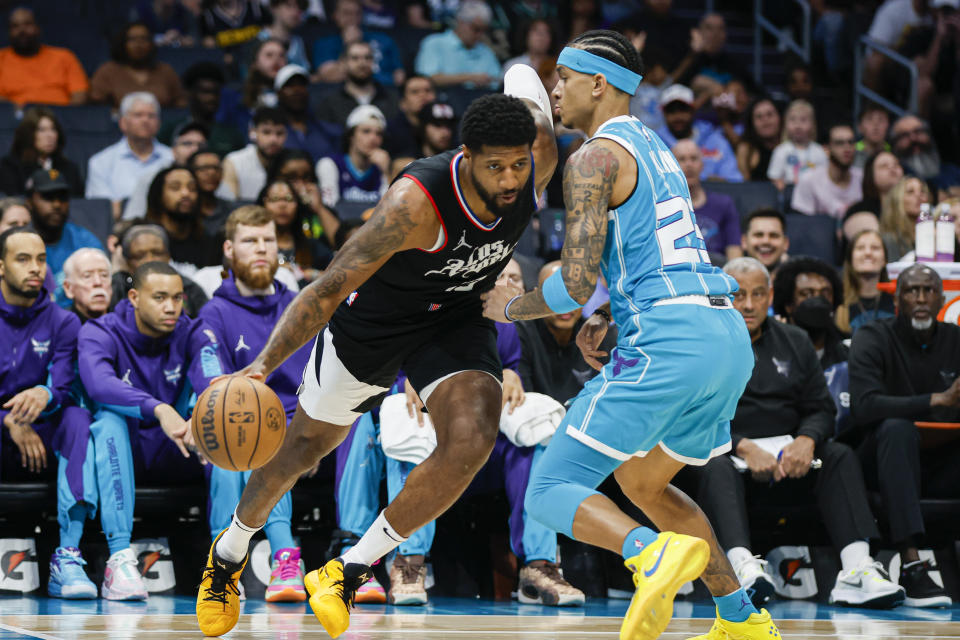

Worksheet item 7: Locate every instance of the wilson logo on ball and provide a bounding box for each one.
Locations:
[199,388,221,450]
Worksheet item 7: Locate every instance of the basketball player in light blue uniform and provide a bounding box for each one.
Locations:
[483,31,782,640]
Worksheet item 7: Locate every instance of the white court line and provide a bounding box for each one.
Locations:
[0,622,64,640]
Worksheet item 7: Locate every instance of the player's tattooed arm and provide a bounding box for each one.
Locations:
[251,180,439,376]
[500,141,617,321]
[520,98,559,197]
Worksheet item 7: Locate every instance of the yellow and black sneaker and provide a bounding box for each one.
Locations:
[196,531,248,637]
[304,557,373,638]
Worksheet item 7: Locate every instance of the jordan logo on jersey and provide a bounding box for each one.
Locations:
[235,335,250,352]
[453,229,473,252]
[120,369,132,386]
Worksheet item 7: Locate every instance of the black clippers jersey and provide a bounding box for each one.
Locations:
[336,148,536,324]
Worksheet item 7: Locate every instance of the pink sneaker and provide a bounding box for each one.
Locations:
[355,573,387,604]
[101,549,148,601]
[265,547,307,602]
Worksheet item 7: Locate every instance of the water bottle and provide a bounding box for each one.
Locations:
[936,203,955,262]
[915,203,935,263]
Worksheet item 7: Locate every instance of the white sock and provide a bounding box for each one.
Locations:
[726,546,754,569]
[340,511,407,567]
[215,511,261,563]
[840,540,870,572]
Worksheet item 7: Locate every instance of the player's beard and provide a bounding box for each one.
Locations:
[7,279,41,299]
[233,258,278,290]
[470,171,528,219]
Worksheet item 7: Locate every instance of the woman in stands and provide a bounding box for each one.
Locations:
[835,229,895,333]
[0,197,31,232]
[257,178,332,283]
[89,22,187,109]
[859,150,905,215]
[268,148,342,248]
[0,108,83,197]
[735,97,781,182]
[880,176,931,262]
[316,105,389,220]
[242,38,287,110]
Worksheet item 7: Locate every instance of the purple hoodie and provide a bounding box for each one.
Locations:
[198,275,311,418]
[0,288,79,428]
[78,299,225,423]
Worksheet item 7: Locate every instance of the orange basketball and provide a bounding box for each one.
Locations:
[192,376,286,471]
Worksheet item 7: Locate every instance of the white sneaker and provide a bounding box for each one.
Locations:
[101,549,148,601]
[829,558,905,609]
[732,555,776,606]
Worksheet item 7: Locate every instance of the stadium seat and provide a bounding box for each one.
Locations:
[0,102,18,130]
[70,198,112,245]
[309,82,340,107]
[33,104,115,134]
[64,131,118,183]
[157,46,227,77]
[703,180,780,221]
[784,212,839,265]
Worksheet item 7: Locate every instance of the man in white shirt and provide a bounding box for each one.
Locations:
[85,92,173,220]
[791,124,863,219]
[222,107,289,201]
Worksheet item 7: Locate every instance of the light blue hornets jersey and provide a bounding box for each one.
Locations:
[588,115,739,340]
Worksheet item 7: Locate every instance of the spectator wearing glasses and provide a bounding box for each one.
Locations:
[890,114,960,186]
[257,178,332,283]
[89,21,187,109]
[268,149,340,250]
[0,107,83,198]
[188,150,234,237]
[791,124,863,219]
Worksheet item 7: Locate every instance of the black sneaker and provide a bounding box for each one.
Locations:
[901,560,952,607]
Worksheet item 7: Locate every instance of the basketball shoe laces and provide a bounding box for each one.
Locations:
[276,553,300,581]
[201,561,241,608]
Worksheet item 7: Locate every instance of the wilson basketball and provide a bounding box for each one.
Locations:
[192,376,286,471]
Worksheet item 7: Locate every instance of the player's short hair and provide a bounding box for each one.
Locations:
[743,207,787,234]
[569,29,644,77]
[772,256,843,317]
[121,224,170,260]
[0,226,41,260]
[723,256,770,286]
[252,106,289,128]
[225,204,274,241]
[132,261,181,290]
[460,94,537,152]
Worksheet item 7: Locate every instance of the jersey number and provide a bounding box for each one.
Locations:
[654,197,709,266]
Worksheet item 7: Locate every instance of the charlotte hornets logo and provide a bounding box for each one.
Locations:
[30,338,50,356]
[163,365,182,384]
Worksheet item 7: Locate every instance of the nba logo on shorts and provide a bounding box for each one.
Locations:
[347,291,358,306]
[427,303,441,312]
[0,538,39,594]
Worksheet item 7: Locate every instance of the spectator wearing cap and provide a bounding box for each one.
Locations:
[275,64,340,163]
[383,75,436,167]
[86,92,174,220]
[414,0,501,89]
[258,0,310,70]
[317,105,388,214]
[89,21,187,109]
[123,121,209,221]
[159,62,246,158]
[315,41,400,129]
[0,107,83,198]
[312,0,404,87]
[0,7,88,106]
[656,84,742,183]
[26,168,103,306]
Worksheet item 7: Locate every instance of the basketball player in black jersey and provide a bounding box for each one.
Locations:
[196,68,558,638]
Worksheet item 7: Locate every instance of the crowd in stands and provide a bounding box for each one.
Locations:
[1,0,960,612]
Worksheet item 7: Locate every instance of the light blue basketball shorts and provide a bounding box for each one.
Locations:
[562,297,753,465]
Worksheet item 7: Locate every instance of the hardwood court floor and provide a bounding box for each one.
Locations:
[2,597,960,639]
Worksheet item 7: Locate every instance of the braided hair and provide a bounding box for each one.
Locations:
[569,29,644,78]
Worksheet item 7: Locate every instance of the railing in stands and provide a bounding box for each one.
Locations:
[853,36,919,119]
[752,0,811,86]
